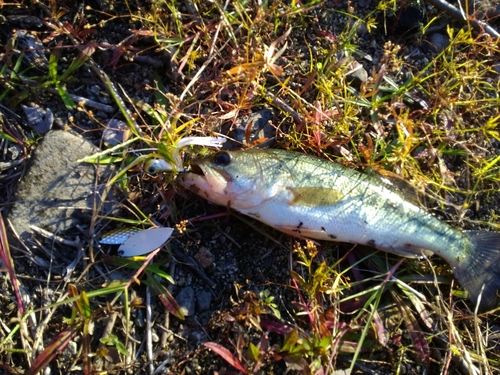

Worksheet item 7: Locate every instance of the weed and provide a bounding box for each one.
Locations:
[2,0,500,373]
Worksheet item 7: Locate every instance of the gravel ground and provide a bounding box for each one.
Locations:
[1,1,499,374]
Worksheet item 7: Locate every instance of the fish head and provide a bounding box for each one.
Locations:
[177,149,290,209]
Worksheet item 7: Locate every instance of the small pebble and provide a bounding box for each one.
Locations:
[188,330,204,346]
[21,104,53,134]
[103,119,128,146]
[397,5,422,30]
[221,109,275,150]
[60,341,78,362]
[195,288,212,312]
[346,60,368,87]
[423,33,450,54]
[193,247,214,269]
[176,286,195,316]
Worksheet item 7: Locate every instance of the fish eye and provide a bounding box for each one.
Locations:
[213,151,231,166]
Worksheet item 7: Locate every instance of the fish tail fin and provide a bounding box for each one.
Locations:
[453,231,500,311]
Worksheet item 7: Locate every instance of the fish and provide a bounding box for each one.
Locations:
[177,148,500,311]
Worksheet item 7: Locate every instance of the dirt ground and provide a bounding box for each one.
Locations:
[1,0,500,374]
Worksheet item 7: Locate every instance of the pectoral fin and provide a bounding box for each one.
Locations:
[287,187,344,207]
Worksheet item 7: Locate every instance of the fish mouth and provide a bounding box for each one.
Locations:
[178,161,231,202]
[189,163,204,176]
[188,162,232,184]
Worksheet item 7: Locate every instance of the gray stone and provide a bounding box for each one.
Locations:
[423,34,450,54]
[7,143,22,160]
[13,30,48,74]
[195,287,212,312]
[346,61,368,87]
[60,340,78,362]
[493,63,500,75]
[188,330,204,346]
[103,119,128,146]
[193,246,214,270]
[221,109,276,150]
[176,286,195,317]
[8,130,115,241]
[397,5,422,30]
[21,103,53,135]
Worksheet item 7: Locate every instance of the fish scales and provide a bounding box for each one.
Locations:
[178,148,500,311]
[233,150,464,257]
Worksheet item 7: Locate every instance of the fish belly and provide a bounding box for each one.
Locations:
[238,195,464,260]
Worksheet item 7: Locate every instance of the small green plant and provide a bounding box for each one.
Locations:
[44,43,92,108]
[23,282,127,375]
[0,31,94,109]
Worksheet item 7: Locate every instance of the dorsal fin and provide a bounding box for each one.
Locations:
[366,167,424,207]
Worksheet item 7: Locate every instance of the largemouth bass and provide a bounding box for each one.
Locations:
[178,148,500,310]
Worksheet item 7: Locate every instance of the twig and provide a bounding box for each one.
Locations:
[29,226,81,247]
[425,0,500,38]
[159,301,170,351]
[125,248,161,289]
[36,2,142,137]
[160,0,237,138]
[0,159,24,170]
[61,91,115,113]
[2,215,37,368]
[0,213,25,317]
[5,71,116,113]
[265,89,305,126]
[93,311,118,371]
[146,287,154,375]
[424,255,481,375]
[101,44,163,68]
[170,244,217,288]
[29,226,85,282]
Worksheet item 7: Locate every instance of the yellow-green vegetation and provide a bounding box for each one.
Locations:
[1,0,499,374]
